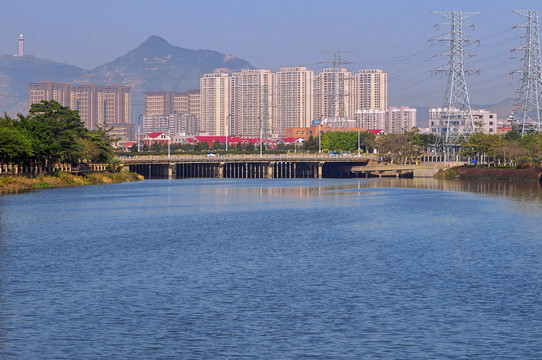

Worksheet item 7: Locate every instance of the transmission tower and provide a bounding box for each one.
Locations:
[430,11,478,147]
[323,50,350,127]
[510,10,542,136]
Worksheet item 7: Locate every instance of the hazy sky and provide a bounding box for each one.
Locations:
[1,0,542,107]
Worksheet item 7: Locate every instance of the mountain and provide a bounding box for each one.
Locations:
[82,35,252,91]
[0,35,253,118]
[474,98,514,120]
[0,55,84,116]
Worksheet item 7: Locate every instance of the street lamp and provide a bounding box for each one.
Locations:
[167,116,171,158]
[259,116,263,157]
[357,128,360,157]
[225,114,232,152]
[137,114,142,152]
[318,115,325,154]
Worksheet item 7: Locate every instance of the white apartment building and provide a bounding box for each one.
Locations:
[199,68,389,137]
[355,106,416,133]
[276,67,314,135]
[355,109,386,130]
[353,69,387,111]
[143,113,199,136]
[314,68,353,121]
[230,69,275,136]
[200,73,230,136]
[429,108,499,135]
[387,106,416,133]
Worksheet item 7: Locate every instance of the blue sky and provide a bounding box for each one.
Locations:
[1,0,542,107]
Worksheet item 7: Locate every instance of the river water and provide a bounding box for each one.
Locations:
[0,178,541,359]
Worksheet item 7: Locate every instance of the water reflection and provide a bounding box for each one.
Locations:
[361,178,542,203]
[195,178,542,204]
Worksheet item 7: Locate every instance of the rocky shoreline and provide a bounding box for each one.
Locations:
[0,172,144,193]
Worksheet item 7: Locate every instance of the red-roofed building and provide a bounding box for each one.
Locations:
[144,132,171,146]
[120,141,136,151]
[366,129,386,136]
[194,136,275,147]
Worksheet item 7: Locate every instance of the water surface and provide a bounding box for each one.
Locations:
[0,178,541,359]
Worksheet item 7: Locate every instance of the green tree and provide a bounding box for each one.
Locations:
[211,141,224,150]
[302,136,319,152]
[85,127,117,163]
[76,137,100,163]
[0,125,34,163]
[20,100,88,165]
[150,142,164,152]
[195,141,210,151]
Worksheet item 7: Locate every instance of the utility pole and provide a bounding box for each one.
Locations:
[225,114,232,152]
[137,114,142,152]
[510,10,542,136]
[430,11,478,152]
[357,128,360,156]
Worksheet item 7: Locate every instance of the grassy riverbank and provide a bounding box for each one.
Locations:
[436,165,542,183]
[0,172,144,193]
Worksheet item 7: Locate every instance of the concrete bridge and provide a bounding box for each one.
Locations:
[118,154,462,180]
[351,162,464,178]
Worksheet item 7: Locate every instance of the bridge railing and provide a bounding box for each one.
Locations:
[117,154,376,162]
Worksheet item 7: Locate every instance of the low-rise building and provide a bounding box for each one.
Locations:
[429,108,499,135]
[144,132,170,147]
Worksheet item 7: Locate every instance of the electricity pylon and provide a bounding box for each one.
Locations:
[323,50,351,127]
[510,10,542,136]
[431,11,478,147]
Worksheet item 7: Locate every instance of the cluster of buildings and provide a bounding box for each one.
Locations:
[28,66,507,145]
[198,67,411,138]
[29,81,133,140]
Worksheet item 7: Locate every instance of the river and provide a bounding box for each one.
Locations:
[0,178,541,359]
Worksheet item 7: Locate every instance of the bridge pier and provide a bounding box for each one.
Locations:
[267,162,274,179]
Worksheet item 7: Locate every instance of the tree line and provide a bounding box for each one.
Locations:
[460,131,542,166]
[0,100,116,166]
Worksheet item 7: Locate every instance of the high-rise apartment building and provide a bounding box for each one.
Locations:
[198,67,389,137]
[387,106,416,133]
[313,68,353,122]
[353,69,387,111]
[230,69,275,136]
[29,81,131,138]
[200,73,230,136]
[142,113,198,136]
[145,90,201,118]
[187,90,201,119]
[355,109,386,130]
[145,91,172,117]
[355,106,416,133]
[275,67,313,135]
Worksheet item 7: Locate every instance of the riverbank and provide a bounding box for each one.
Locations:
[0,172,144,193]
[436,165,542,183]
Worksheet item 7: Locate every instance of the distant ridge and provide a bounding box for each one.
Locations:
[0,35,253,118]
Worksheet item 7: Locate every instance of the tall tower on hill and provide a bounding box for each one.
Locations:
[17,34,24,56]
